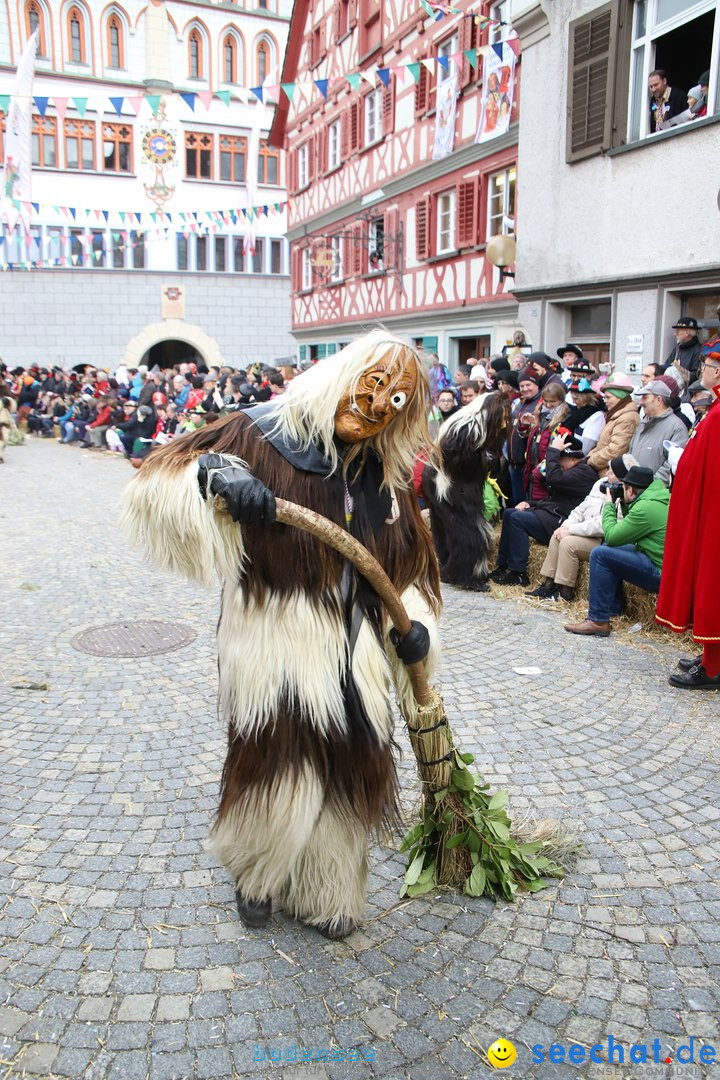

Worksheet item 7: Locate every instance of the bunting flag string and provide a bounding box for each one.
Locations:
[2,196,290,229]
[0,21,517,118]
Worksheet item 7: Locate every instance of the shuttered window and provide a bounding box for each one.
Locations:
[415,60,431,116]
[567,5,616,162]
[456,179,477,247]
[415,197,431,260]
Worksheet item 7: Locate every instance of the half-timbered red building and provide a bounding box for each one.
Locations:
[269,0,521,368]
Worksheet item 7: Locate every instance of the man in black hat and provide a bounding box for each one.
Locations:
[526,352,564,391]
[491,431,598,587]
[665,317,702,383]
[565,466,669,636]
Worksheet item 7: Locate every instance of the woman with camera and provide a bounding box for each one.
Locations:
[527,455,637,601]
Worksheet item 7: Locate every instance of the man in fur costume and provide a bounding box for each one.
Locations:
[122,331,441,939]
[421,392,509,591]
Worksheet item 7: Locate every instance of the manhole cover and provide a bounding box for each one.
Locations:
[71,620,197,658]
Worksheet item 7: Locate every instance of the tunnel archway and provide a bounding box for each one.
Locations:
[122,320,224,370]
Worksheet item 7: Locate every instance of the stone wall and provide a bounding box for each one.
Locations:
[1,270,294,370]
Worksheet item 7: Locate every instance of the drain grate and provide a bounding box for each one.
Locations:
[71,620,197,658]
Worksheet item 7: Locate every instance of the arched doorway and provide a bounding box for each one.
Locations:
[122,319,224,370]
[141,340,203,369]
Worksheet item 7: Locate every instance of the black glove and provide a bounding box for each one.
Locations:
[197,453,276,526]
[390,621,430,665]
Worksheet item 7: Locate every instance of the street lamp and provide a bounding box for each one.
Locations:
[486,234,516,282]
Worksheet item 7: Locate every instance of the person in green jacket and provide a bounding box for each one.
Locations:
[565,466,669,636]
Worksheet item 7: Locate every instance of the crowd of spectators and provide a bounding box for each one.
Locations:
[0,357,295,468]
[432,313,718,639]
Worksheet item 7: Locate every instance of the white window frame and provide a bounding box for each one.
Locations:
[368,218,384,272]
[489,0,508,45]
[436,189,456,255]
[364,87,383,147]
[627,0,719,142]
[301,246,312,290]
[330,235,343,283]
[328,119,341,170]
[437,32,458,83]
[487,167,516,238]
[298,143,309,188]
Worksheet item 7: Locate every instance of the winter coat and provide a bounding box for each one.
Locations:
[664,335,702,382]
[656,395,720,642]
[509,393,540,466]
[629,409,689,487]
[587,396,640,474]
[529,447,599,531]
[89,406,111,428]
[561,479,607,538]
[523,404,570,500]
[601,478,670,569]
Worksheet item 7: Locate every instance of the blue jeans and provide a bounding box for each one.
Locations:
[588,544,661,622]
[508,465,526,506]
[497,509,552,572]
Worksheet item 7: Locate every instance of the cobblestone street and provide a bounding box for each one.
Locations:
[2,438,719,1080]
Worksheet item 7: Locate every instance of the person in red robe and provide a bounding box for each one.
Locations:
[656,337,720,688]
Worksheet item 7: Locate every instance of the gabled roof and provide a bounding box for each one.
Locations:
[268,0,311,147]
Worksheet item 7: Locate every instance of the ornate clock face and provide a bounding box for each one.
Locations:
[143,129,177,164]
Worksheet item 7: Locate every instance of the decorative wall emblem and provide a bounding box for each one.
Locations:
[141,98,178,209]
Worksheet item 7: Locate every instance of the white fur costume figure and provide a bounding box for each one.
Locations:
[122,331,441,938]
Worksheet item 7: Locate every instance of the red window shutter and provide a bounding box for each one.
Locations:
[333,0,340,43]
[288,148,296,193]
[341,108,350,158]
[315,127,326,174]
[349,0,358,28]
[291,245,299,290]
[458,15,473,89]
[351,221,367,275]
[319,19,327,57]
[415,196,431,260]
[456,179,477,247]
[307,134,316,181]
[383,206,398,269]
[415,62,429,116]
[381,80,395,136]
[475,19,485,82]
[350,100,360,151]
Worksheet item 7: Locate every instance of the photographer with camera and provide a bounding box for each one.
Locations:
[565,466,669,637]
[527,454,637,602]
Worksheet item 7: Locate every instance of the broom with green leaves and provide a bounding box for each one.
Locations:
[275,497,571,901]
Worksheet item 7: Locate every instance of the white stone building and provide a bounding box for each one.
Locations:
[0,0,294,369]
[512,0,720,374]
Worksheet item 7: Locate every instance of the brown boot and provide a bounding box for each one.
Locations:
[564,618,610,637]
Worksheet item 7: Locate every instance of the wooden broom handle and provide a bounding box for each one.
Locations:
[274,497,433,707]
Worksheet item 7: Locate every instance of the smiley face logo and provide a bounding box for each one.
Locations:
[487,1039,517,1068]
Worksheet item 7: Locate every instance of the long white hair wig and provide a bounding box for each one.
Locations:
[271,329,436,491]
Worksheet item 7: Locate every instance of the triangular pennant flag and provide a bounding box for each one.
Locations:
[109,96,125,116]
[33,96,50,117]
[450,51,464,67]
[126,95,144,115]
[32,202,39,214]
[119,212,126,223]
[506,31,521,58]
[0,94,10,113]
[281,83,296,101]
[250,86,264,103]
[216,90,231,106]
[69,207,76,220]
[421,58,436,72]
[264,85,280,104]
[146,95,161,115]
[180,92,197,112]
[53,96,69,120]
[72,96,88,117]
[102,210,109,222]
[392,65,406,83]
[150,212,157,223]
[437,55,450,72]
[314,79,329,99]
[198,90,214,110]
[492,42,504,60]
[464,48,478,69]
[346,72,361,90]
[71,254,79,265]
[361,71,377,87]
[377,68,390,87]
[406,62,421,84]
